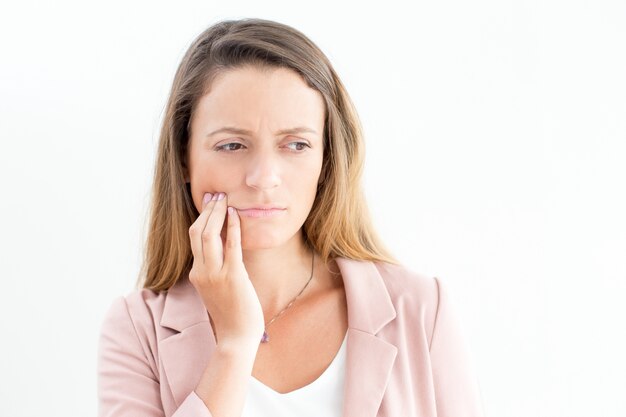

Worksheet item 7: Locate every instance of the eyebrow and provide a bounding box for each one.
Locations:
[206,126,318,137]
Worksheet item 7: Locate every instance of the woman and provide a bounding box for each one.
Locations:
[97,18,484,417]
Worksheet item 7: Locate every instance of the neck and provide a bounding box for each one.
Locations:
[242,232,316,317]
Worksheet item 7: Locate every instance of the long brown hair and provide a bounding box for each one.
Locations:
[139,18,398,291]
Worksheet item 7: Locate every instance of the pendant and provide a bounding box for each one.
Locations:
[260,330,269,343]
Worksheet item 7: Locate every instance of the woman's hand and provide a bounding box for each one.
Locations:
[188,192,265,347]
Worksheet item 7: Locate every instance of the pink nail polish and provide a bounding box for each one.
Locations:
[203,193,212,204]
[217,193,225,201]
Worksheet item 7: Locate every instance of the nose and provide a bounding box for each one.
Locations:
[245,149,281,190]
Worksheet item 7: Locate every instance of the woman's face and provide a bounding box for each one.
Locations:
[185,65,326,250]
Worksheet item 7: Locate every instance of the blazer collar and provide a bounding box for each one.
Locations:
[158,257,398,417]
[160,271,208,332]
[336,257,397,332]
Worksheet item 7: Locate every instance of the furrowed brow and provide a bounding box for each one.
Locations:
[206,126,317,137]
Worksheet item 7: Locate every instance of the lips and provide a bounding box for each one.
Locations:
[236,207,286,218]
[237,205,286,210]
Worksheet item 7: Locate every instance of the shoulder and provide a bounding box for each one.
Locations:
[99,286,170,346]
[372,261,442,310]
[104,286,166,322]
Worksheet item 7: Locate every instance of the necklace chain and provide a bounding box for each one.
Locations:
[261,251,315,343]
[264,251,315,331]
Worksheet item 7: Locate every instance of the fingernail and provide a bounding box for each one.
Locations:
[203,193,212,204]
[217,192,225,201]
[228,206,234,215]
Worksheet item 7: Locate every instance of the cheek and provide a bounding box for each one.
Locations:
[288,170,320,214]
[190,165,240,205]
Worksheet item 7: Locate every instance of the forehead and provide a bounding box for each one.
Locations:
[191,66,326,135]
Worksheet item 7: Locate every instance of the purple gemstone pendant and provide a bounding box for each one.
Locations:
[260,330,269,343]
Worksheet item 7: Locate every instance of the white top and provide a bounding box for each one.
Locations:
[241,332,348,417]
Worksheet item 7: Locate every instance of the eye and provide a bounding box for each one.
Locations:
[286,142,311,152]
[216,142,246,152]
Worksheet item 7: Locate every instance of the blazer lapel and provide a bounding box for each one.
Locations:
[159,276,216,408]
[335,258,398,417]
[158,258,398,416]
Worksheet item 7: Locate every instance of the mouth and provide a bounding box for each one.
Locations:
[236,208,287,218]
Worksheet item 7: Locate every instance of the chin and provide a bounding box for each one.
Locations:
[240,230,285,251]
[238,218,304,251]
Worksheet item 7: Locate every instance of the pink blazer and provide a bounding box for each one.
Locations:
[98,257,485,417]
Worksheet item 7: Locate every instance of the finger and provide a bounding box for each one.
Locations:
[224,206,243,265]
[189,192,217,266]
[201,192,228,267]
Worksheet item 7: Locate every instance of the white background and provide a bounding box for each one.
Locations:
[1,0,625,416]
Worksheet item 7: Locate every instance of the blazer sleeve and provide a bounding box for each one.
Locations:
[97,296,213,417]
[429,277,485,417]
